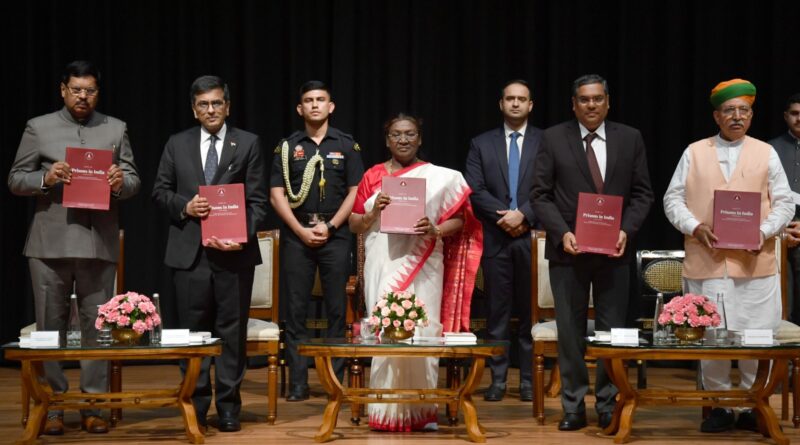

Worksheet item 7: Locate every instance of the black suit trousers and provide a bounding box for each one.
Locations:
[282,227,350,385]
[174,249,253,418]
[549,255,629,415]
[482,235,532,385]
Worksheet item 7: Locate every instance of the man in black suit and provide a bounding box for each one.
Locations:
[465,79,541,402]
[531,74,653,431]
[152,75,268,432]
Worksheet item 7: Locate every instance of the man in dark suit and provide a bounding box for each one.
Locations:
[465,79,541,402]
[152,75,268,432]
[530,74,653,431]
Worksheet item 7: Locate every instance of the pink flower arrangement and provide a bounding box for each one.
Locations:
[657,293,721,328]
[96,292,162,335]
[369,290,429,334]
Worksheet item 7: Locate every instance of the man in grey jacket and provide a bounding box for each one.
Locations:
[7,60,140,435]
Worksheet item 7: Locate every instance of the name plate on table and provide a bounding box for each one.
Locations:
[19,331,60,348]
[713,190,760,250]
[380,176,426,234]
[611,328,639,345]
[63,147,113,210]
[199,183,247,246]
[444,332,477,344]
[575,192,623,255]
[743,329,774,345]
[160,329,191,345]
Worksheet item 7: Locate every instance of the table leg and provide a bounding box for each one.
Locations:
[448,358,462,426]
[109,360,122,425]
[348,357,362,425]
[314,356,343,442]
[460,358,487,443]
[178,357,205,444]
[603,358,637,444]
[16,361,48,445]
[753,359,789,445]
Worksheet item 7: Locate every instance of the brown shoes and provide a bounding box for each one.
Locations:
[81,415,109,434]
[43,415,64,435]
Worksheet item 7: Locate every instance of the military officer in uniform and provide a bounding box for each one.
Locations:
[270,80,364,401]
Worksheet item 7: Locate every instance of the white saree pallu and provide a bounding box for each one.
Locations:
[361,163,475,431]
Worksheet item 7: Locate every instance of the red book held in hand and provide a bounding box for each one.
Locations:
[575,192,623,255]
[713,190,761,250]
[380,176,426,234]
[62,147,113,210]
[199,183,247,246]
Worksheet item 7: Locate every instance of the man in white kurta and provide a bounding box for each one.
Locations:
[664,78,793,433]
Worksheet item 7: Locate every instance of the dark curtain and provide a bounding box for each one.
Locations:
[2,0,799,347]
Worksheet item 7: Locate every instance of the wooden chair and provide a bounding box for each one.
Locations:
[775,234,800,426]
[20,230,126,426]
[529,230,595,424]
[246,230,282,424]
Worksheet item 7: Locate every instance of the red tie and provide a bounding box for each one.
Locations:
[584,133,603,194]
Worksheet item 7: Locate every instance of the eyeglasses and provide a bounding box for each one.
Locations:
[576,95,606,106]
[66,86,98,97]
[195,100,226,111]
[388,131,419,141]
[720,106,752,117]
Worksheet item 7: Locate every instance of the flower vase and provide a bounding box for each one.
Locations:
[673,326,705,344]
[112,328,144,346]
[382,326,414,342]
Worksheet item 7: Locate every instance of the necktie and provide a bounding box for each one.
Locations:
[508,132,521,209]
[204,134,218,185]
[584,133,604,193]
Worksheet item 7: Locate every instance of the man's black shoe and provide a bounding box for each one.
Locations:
[217,413,241,432]
[519,382,533,402]
[483,383,506,402]
[735,409,758,432]
[286,383,310,401]
[558,412,587,431]
[598,412,614,429]
[701,408,735,433]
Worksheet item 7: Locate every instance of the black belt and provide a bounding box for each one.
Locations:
[294,211,336,225]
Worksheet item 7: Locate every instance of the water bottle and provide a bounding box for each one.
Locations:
[150,293,162,345]
[715,292,728,344]
[66,294,82,347]
[652,293,666,345]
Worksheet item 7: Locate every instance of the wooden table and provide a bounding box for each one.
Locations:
[587,339,800,444]
[3,341,221,445]
[299,337,506,443]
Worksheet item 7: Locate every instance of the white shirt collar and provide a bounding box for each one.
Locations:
[201,123,227,144]
[503,122,527,139]
[714,133,745,148]
[579,122,606,141]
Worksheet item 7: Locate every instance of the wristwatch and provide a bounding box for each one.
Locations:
[325,221,337,234]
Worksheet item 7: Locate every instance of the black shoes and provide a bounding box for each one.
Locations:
[701,408,735,433]
[735,409,758,432]
[484,383,507,402]
[217,413,241,432]
[286,383,310,401]
[598,412,614,429]
[519,382,533,402]
[558,412,588,431]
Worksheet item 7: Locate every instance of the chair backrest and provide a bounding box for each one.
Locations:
[530,230,594,323]
[250,230,280,321]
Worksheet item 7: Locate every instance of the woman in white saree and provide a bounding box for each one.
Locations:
[348,114,482,431]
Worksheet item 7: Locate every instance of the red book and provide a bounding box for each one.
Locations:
[62,147,112,210]
[713,190,760,250]
[199,183,247,246]
[380,176,426,234]
[575,192,623,255]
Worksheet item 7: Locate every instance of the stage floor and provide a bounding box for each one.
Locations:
[0,363,796,444]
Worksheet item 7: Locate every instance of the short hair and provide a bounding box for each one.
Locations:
[61,60,101,87]
[383,113,423,138]
[189,75,230,105]
[298,80,332,102]
[786,93,800,111]
[572,74,609,97]
[500,79,531,100]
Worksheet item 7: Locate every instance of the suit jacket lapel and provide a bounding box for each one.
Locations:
[604,121,618,189]
[518,128,538,182]
[188,127,206,186]
[492,128,509,188]
[214,127,236,184]
[566,121,596,192]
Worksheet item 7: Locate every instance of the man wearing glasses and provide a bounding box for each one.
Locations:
[664,79,793,433]
[8,60,140,435]
[270,80,364,401]
[152,75,268,432]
